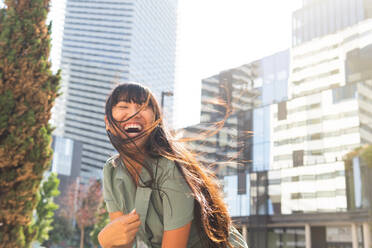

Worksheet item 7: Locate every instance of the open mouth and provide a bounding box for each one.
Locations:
[123,123,143,136]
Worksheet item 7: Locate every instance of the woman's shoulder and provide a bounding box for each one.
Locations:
[105,154,121,167]
[153,156,179,173]
[156,156,176,167]
[103,154,122,178]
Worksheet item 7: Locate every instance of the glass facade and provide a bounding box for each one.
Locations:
[183,50,290,218]
[224,175,250,216]
[252,50,289,172]
[51,136,82,178]
[184,19,372,245]
[253,106,271,172]
[292,0,372,46]
[51,136,74,176]
[182,2,372,247]
[268,228,305,248]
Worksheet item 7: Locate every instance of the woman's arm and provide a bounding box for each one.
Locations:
[161,221,192,248]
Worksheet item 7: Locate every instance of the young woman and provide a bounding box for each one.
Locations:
[98,83,248,248]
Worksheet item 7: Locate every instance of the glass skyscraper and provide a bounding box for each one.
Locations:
[292,0,372,46]
[182,9,372,246]
[52,0,178,180]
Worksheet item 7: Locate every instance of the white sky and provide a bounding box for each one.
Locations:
[173,0,302,128]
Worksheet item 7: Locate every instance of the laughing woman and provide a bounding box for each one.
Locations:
[98,83,248,248]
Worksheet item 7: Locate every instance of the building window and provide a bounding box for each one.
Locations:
[293,150,304,167]
[278,101,287,120]
[237,165,247,195]
[310,133,322,140]
[218,132,228,148]
[332,83,357,103]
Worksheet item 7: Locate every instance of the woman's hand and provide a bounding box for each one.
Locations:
[98,209,141,248]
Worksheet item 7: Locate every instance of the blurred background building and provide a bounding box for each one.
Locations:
[48,136,82,209]
[50,0,178,181]
[180,1,372,246]
[47,0,66,74]
[292,0,372,46]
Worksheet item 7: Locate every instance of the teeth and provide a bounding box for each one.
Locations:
[124,124,142,131]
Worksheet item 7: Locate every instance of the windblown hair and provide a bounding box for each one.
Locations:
[105,82,233,248]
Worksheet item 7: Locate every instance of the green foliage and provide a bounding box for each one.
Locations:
[344,145,372,170]
[0,90,14,131]
[361,145,372,168]
[21,173,60,247]
[43,215,74,247]
[344,144,372,232]
[42,217,95,247]
[90,201,109,247]
[344,146,363,171]
[31,173,60,244]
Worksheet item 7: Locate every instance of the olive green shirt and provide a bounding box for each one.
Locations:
[103,155,248,248]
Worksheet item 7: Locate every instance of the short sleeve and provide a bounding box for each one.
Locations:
[161,162,194,231]
[103,159,121,213]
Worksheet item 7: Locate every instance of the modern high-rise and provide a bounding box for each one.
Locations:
[182,2,372,244]
[292,0,372,46]
[48,0,67,74]
[52,0,178,180]
[266,16,372,247]
[185,31,372,246]
[49,136,82,211]
[181,50,291,246]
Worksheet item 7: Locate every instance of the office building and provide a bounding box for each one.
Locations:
[292,0,372,46]
[49,0,67,135]
[49,136,82,210]
[180,50,290,246]
[52,0,178,180]
[48,0,67,74]
[184,21,372,246]
[262,17,372,247]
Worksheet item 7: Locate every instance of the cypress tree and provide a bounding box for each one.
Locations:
[0,0,60,247]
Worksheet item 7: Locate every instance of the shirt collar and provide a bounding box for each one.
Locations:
[115,156,156,186]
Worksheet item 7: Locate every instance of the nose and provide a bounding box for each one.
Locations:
[127,104,142,118]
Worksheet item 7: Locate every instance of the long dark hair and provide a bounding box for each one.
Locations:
[105,82,233,248]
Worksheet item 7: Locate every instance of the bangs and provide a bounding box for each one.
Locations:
[105,82,160,120]
[112,83,152,107]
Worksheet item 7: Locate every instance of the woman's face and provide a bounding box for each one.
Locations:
[106,100,156,150]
